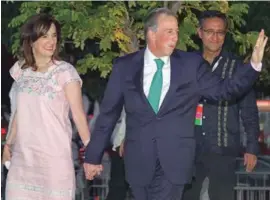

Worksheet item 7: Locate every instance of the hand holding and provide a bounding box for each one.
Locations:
[83,163,103,180]
[244,153,257,172]
[2,144,11,164]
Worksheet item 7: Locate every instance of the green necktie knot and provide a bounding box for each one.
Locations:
[154,59,164,71]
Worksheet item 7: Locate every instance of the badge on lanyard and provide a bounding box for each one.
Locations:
[195,104,203,126]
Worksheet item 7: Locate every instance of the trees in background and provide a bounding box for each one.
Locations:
[243,1,270,96]
[2,1,270,98]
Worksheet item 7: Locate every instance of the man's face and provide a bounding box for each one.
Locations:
[198,17,227,53]
[148,14,178,57]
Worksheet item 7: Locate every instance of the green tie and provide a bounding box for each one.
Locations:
[147,58,164,113]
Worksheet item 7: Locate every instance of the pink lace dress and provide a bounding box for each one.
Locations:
[6,60,82,200]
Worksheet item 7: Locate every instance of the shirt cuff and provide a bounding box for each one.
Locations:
[112,146,117,151]
[251,62,262,72]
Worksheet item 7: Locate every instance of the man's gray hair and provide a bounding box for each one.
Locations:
[144,7,177,41]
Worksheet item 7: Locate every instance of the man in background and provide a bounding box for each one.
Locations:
[106,108,129,200]
[183,10,260,200]
[90,102,129,200]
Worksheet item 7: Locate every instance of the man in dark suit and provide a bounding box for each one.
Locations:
[83,8,268,200]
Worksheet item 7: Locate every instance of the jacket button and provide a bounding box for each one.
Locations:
[202,132,206,136]
[203,116,206,119]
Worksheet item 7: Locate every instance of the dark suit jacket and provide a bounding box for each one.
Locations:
[195,50,260,157]
[85,48,259,186]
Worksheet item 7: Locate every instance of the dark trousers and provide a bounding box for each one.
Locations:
[182,153,236,200]
[106,148,129,200]
[1,166,8,200]
[131,159,184,200]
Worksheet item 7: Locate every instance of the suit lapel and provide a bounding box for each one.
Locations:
[158,51,182,115]
[129,49,184,116]
[130,49,156,113]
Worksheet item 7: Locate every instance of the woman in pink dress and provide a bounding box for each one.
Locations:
[2,13,92,200]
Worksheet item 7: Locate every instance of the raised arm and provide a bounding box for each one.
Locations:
[198,30,268,101]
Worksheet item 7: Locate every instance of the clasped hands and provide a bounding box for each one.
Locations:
[83,163,103,180]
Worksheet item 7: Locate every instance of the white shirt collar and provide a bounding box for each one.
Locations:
[144,46,169,66]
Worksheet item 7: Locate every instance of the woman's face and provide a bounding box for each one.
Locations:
[32,23,57,60]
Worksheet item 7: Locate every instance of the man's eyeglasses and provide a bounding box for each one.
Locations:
[201,28,226,37]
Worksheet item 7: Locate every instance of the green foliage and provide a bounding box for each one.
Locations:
[4,0,269,90]
[242,1,270,90]
[1,1,21,48]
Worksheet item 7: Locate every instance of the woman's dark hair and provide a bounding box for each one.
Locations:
[20,13,61,70]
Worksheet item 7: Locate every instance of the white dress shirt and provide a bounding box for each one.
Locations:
[143,47,171,108]
[111,48,172,150]
[251,61,262,72]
